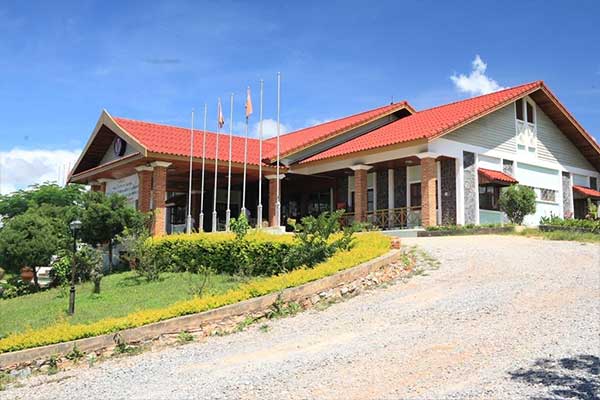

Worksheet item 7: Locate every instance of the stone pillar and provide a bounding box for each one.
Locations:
[462,151,478,225]
[421,157,437,227]
[440,158,457,225]
[266,174,285,227]
[96,179,111,194]
[562,171,573,218]
[150,161,171,236]
[135,166,154,214]
[350,165,372,222]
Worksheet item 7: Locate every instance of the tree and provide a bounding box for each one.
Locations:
[499,185,537,225]
[0,183,85,220]
[78,192,148,272]
[0,206,69,288]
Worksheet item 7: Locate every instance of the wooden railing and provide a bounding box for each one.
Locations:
[341,207,422,229]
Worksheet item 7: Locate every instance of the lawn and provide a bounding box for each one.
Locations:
[0,271,248,338]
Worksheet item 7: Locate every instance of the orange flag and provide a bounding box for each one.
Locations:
[245,86,253,119]
[217,98,225,128]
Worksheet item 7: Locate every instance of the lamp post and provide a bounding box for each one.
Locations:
[68,220,82,316]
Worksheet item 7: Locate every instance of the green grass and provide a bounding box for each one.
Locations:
[0,271,247,338]
[511,228,600,243]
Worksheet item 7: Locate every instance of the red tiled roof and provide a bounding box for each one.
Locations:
[264,101,413,160]
[113,117,275,166]
[478,168,518,185]
[301,81,543,163]
[573,185,600,198]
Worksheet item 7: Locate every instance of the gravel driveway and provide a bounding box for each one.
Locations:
[4,235,600,399]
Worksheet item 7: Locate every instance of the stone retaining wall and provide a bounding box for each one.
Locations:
[0,250,401,370]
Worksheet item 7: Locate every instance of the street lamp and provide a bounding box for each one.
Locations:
[68,220,82,315]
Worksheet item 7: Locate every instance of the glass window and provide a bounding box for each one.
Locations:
[526,101,534,124]
[515,99,524,121]
[367,188,375,212]
[479,185,500,211]
[410,182,421,207]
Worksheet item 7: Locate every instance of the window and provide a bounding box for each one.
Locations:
[367,188,374,212]
[515,99,524,121]
[540,188,556,202]
[410,182,421,207]
[479,185,501,211]
[526,101,534,124]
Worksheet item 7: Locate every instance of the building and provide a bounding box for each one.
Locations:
[69,81,600,235]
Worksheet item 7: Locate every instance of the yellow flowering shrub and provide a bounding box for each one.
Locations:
[0,232,390,353]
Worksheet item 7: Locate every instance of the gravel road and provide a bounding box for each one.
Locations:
[4,235,599,400]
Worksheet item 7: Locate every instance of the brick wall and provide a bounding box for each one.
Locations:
[421,157,437,227]
[137,169,153,213]
[151,166,167,236]
[354,169,368,222]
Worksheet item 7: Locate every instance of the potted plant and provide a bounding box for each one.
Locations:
[20,266,34,282]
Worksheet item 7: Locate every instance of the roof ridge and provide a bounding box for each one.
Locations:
[415,80,543,114]
[273,100,409,140]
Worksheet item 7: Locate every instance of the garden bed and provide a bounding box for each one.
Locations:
[418,226,514,237]
[0,232,390,355]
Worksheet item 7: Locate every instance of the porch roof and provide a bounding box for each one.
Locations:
[478,168,518,185]
[573,185,600,199]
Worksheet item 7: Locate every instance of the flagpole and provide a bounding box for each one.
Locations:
[275,72,281,228]
[186,109,195,234]
[199,104,207,232]
[226,93,234,231]
[212,98,222,232]
[241,86,250,216]
[256,80,264,228]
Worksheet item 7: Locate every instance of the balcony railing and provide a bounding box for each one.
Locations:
[341,207,422,229]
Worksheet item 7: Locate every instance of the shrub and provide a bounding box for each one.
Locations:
[499,185,536,225]
[119,229,162,282]
[284,210,355,269]
[0,232,390,353]
[149,231,296,276]
[539,215,600,233]
[229,214,250,239]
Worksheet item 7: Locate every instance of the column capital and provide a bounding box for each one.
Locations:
[265,174,286,180]
[416,152,440,159]
[150,161,172,168]
[350,164,372,171]
[135,165,154,172]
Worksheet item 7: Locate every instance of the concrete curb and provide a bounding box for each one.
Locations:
[0,250,400,368]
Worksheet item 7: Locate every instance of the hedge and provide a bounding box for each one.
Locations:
[149,231,297,276]
[0,232,391,353]
[539,215,600,234]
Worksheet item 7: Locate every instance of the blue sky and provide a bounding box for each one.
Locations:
[0,0,599,193]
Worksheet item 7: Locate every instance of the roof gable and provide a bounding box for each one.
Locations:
[112,117,275,166]
[300,81,600,170]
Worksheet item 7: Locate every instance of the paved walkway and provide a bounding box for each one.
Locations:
[4,235,600,399]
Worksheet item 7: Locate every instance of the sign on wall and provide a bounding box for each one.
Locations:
[105,174,139,205]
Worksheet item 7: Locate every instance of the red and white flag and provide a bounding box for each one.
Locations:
[217,98,225,128]
[245,87,253,120]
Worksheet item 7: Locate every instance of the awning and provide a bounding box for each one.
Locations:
[573,185,600,199]
[478,168,518,185]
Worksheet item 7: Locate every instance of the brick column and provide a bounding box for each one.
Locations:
[150,161,171,236]
[96,179,110,194]
[421,157,437,227]
[266,174,285,227]
[350,165,372,223]
[135,166,154,213]
[90,181,103,193]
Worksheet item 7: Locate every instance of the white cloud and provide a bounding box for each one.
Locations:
[233,118,290,139]
[0,148,81,195]
[451,55,504,96]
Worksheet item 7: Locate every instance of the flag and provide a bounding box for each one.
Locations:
[218,98,225,128]
[245,86,253,119]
